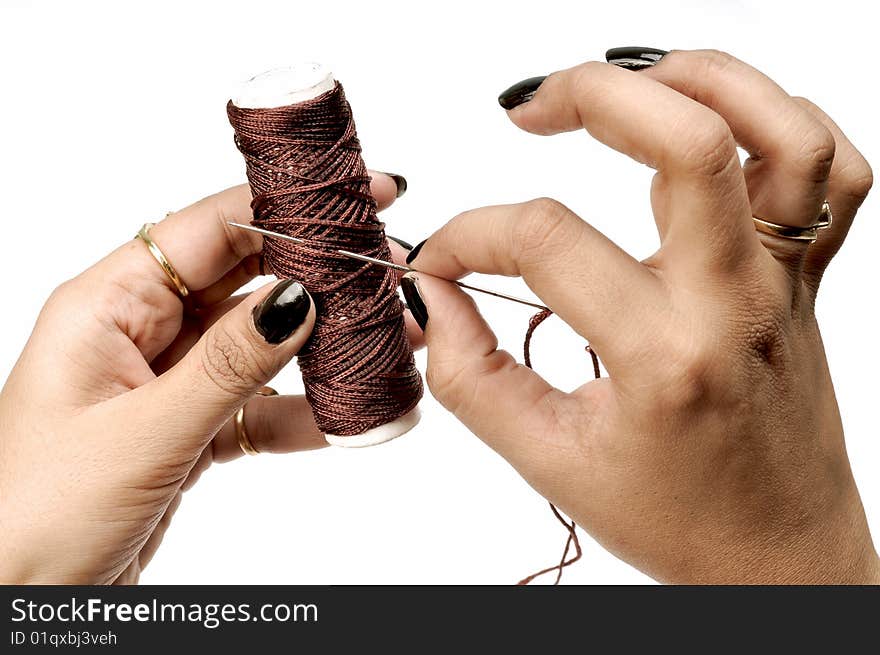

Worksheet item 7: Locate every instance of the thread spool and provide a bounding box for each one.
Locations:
[231,63,421,448]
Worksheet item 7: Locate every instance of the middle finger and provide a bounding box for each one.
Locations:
[642,50,835,236]
[505,61,758,277]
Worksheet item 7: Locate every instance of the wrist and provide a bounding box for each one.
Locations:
[754,503,879,585]
[660,485,878,584]
[865,552,880,585]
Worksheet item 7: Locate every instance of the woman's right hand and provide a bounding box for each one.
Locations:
[400,50,879,583]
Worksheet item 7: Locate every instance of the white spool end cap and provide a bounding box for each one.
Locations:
[232,63,336,109]
[324,407,421,448]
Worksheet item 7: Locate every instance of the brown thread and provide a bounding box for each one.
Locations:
[518,308,601,584]
[228,81,597,578]
[227,83,422,437]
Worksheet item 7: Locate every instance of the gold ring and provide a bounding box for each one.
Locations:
[235,386,279,456]
[136,222,189,297]
[752,201,833,243]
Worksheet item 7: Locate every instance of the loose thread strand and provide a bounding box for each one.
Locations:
[517,309,600,585]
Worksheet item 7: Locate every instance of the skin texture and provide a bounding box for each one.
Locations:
[0,172,420,584]
[1,51,877,585]
[404,51,879,583]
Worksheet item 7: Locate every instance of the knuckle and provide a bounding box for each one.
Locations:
[788,97,869,198]
[216,201,257,261]
[657,331,720,409]
[677,113,738,178]
[512,197,579,263]
[656,284,791,411]
[39,280,80,326]
[693,48,738,72]
[522,196,570,226]
[425,357,471,414]
[47,279,76,306]
[666,49,738,85]
[199,326,266,396]
[791,95,817,111]
[795,125,836,183]
[427,350,515,419]
[569,61,608,96]
[44,277,103,326]
[188,186,259,262]
[839,155,874,203]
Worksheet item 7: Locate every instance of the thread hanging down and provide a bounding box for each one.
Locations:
[518,308,601,585]
[227,82,422,438]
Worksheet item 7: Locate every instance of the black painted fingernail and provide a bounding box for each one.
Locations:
[253,280,311,344]
[498,76,547,110]
[400,275,428,330]
[605,46,668,70]
[378,171,408,198]
[387,235,414,251]
[405,239,426,265]
[389,173,407,197]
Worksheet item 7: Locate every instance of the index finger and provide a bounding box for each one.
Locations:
[100,171,405,299]
[407,198,661,370]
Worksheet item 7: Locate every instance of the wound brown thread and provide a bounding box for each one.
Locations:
[518,308,600,585]
[227,83,422,437]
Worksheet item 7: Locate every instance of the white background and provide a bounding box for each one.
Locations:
[0,0,877,584]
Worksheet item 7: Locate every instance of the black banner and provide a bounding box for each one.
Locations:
[1,585,875,651]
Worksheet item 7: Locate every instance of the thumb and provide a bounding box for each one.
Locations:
[135,279,315,452]
[400,272,563,470]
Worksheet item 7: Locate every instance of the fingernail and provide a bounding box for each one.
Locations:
[379,171,408,198]
[400,274,428,330]
[253,280,311,344]
[498,76,547,110]
[605,46,668,70]
[405,239,427,265]
[387,235,414,251]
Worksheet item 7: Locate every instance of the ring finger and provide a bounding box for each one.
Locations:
[211,393,326,463]
[792,97,874,288]
[642,50,836,257]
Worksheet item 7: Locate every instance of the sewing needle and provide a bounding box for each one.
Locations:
[227,222,549,312]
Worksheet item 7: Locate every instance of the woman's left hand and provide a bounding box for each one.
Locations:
[0,173,416,584]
